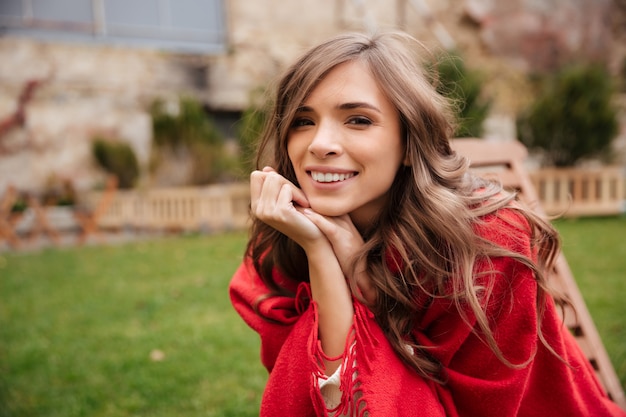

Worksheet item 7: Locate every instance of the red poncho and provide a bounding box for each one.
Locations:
[229,209,625,416]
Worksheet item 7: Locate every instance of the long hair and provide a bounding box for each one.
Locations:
[246,31,562,382]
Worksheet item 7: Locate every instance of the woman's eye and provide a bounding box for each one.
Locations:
[347,116,372,126]
[291,118,314,128]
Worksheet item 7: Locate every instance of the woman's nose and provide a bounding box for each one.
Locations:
[307,123,342,159]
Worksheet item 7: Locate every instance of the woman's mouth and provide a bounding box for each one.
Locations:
[309,171,356,183]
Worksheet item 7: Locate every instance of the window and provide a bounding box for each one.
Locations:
[0,0,227,54]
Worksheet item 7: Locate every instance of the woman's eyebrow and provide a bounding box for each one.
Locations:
[295,102,382,114]
[295,105,314,113]
[338,102,382,113]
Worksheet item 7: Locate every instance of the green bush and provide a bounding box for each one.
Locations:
[150,97,236,185]
[432,52,491,138]
[151,97,222,148]
[92,138,139,188]
[236,105,267,174]
[516,64,619,167]
[189,142,239,184]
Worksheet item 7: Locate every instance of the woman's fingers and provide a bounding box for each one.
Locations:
[303,210,375,303]
[250,168,321,245]
[249,170,267,213]
[301,209,341,240]
[251,168,309,212]
[304,212,360,245]
[263,167,310,208]
[302,211,363,262]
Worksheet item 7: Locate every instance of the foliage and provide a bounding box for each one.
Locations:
[40,175,77,206]
[92,138,140,189]
[432,52,491,138]
[10,196,28,213]
[150,97,237,185]
[516,64,619,167]
[236,104,268,174]
[188,141,239,185]
[151,97,222,148]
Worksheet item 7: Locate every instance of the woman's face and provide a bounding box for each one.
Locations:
[287,60,405,230]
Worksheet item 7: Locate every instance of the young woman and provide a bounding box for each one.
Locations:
[229,31,625,416]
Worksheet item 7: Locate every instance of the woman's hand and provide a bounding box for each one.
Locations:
[250,167,327,250]
[303,211,376,305]
[250,167,376,305]
[299,212,361,271]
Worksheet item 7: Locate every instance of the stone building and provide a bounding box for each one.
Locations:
[0,0,623,192]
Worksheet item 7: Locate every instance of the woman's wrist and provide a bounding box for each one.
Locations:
[302,238,335,262]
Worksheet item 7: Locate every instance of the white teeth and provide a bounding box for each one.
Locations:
[311,171,355,183]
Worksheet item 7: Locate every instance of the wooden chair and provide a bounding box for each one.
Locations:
[0,185,21,249]
[23,194,61,245]
[450,138,626,410]
[73,175,119,244]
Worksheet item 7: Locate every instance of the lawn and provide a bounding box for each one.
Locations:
[554,216,626,389]
[0,216,624,416]
[0,232,265,417]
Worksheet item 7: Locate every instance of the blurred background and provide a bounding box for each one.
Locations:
[1,0,625,193]
[0,1,625,416]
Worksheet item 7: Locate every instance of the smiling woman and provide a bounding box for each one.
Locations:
[229,31,626,417]
[287,60,405,228]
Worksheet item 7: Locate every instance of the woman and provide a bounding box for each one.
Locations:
[229,31,625,416]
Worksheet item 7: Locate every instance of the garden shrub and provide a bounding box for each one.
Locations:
[92,138,139,188]
[433,52,491,138]
[236,104,267,174]
[516,64,619,167]
[151,97,222,148]
[150,97,236,185]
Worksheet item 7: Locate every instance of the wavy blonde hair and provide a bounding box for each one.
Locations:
[247,31,563,382]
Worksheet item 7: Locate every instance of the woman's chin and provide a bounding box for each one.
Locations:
[308,202,349,218]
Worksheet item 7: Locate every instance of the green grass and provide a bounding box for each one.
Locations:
[554,216,626,390]
[0,216,624,416]
[0,232,266,417]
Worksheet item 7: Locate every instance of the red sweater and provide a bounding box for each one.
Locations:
[229,209,625,416]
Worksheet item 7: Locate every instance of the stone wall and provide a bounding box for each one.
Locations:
[0,37,209,191]
[204,0,410,110]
